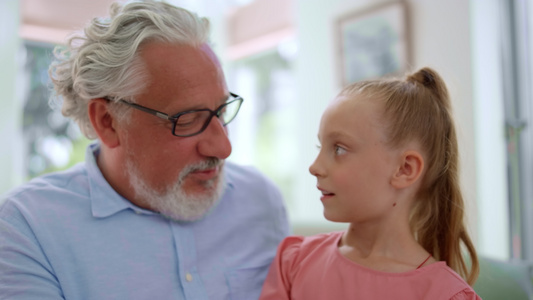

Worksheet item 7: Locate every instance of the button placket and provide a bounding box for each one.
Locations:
[170,223,208,298]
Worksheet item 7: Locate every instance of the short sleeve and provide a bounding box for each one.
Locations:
[450,288,483,300]
[0,201,63,299]
[259,236,305,300]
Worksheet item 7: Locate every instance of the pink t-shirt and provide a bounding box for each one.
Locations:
[259,231,481,300]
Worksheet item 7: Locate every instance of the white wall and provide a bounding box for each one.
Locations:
[0,0,24,198]
[292,0,509,258]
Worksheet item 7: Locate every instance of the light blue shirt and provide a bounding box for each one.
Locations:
[0,143,290,299]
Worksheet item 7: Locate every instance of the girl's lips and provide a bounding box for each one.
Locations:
[317,186,335,201]
[320,193,334,202]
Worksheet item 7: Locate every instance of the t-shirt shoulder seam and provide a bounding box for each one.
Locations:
[449,287,477,299]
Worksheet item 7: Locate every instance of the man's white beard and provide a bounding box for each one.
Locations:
[125,157,225,222]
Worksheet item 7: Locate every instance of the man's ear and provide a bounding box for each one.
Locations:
[390,150,424,189]
[88,98,120,148]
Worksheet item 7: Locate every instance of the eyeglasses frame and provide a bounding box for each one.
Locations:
[105,92,243,137]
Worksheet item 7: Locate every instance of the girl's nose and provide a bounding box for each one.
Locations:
[309,157,323,177]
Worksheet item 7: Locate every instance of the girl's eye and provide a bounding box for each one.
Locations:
[334,145,346,155]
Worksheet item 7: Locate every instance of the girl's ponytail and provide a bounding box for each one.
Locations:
[407,67,450,110]
[407,67,479,285]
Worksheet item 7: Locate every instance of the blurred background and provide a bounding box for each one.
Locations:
[1,0,532,268]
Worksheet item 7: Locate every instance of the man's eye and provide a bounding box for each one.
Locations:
[176,113,203,128]
[218,107,227,118]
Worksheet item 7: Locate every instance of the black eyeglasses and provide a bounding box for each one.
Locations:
[107,93,243,137]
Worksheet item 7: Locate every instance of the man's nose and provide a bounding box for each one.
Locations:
[197,116,232,159]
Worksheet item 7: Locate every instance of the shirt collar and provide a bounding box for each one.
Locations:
[86,142,234,219]
[86,142,141,218]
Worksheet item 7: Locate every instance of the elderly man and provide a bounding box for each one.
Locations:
[0,1,289,299]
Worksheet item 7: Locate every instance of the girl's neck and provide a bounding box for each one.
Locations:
[339,221,434,272]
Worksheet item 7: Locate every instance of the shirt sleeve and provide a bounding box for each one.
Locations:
[449,288,483,300]
[259,236,305,300]
[0,201,64,299]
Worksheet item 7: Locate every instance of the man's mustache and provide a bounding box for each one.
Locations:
[179,158,224,182]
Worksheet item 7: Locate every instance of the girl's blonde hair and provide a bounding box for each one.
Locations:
[339,67,479,285]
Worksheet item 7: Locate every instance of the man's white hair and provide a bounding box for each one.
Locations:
[49,0,211,139]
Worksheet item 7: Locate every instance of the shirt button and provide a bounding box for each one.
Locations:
[186,273,193,282]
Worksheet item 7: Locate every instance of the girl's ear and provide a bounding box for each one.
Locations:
[88,98,120,148]
[390,150,424,189]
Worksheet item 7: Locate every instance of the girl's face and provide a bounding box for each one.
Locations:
[309,95,402,223]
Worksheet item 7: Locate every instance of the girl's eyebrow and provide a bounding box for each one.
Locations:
[325,131,354,141]
[317,129,357,145]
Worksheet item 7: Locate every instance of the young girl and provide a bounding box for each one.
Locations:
[259,67,481,299]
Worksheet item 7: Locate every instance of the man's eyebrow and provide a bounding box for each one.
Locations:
[222,94,231,103]
[168,94,231,116]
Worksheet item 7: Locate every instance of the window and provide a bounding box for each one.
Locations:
[500,0,533,261]
[22,41,90,180]
[227,48,298,211]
